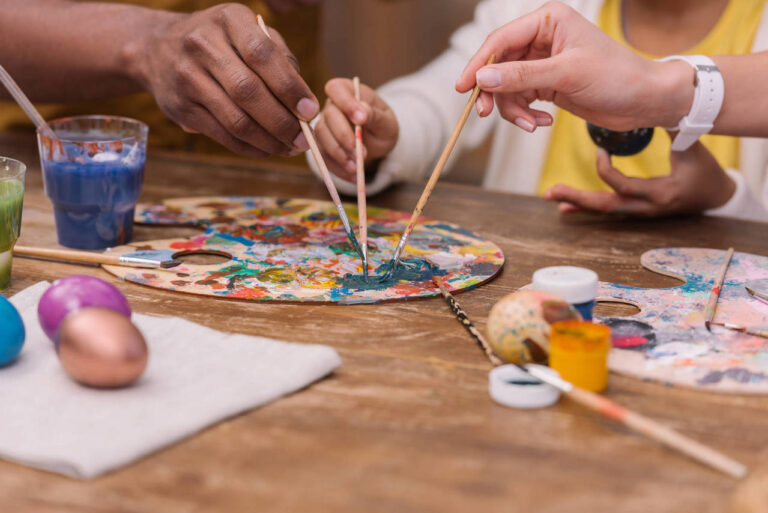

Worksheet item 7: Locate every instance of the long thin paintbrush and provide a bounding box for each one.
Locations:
[383,55,496,276]
[712,322,768,340]
[256,15,363,261]
[353,76,369,279]
[432,277,748,479]
[704,247,734,331]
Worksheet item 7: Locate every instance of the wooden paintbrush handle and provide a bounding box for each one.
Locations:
[566,387,747,479]
[13,245,122,266]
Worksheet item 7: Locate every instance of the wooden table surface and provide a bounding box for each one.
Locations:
[2,133,767,513]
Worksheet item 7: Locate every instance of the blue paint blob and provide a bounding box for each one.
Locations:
[342,258,446,291]
[0,294,25,366]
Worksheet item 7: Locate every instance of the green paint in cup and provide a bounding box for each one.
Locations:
[0,157,26,290]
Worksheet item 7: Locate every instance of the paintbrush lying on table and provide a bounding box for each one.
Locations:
[14,245,181,269]
[256,15,364,265]
[432,276,748,480]
[380,55,496,278]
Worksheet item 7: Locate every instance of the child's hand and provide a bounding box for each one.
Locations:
[544,139,736,217]
[314,78,399,182]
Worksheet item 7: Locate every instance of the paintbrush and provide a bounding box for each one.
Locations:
[381,54,496,277]
[432,276,748,479]
[704,247,734,331]
[256,15,364,262]
[353,76,369,279]
[711,322,768,340]
[14,245,182,269]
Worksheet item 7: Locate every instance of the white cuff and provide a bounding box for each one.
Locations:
[706,168,768,222]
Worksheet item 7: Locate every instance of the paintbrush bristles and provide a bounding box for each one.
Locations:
[388,54,496,269]
[704,247,734,330]
[353,76,369,275]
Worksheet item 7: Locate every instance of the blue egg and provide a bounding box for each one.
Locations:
[0,294,25,366]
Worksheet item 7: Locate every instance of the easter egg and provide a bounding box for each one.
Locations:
[487,290,580,364]
[586,123,654,156]
[57,307,148,388]
[0,294,25,366]
[38,275,131,343]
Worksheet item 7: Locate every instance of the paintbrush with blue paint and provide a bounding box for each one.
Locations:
[256,16,364,265]
[380,55,496,278]
[14,245,182,269]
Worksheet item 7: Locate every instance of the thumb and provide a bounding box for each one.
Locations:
[475,56,566,93]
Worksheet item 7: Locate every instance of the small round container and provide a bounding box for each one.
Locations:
[532,266,598,321]
[489,364,562,409]
[549,320,611,393]
[0,157,26,291]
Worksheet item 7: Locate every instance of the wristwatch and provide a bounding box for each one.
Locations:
[657,55,724,151]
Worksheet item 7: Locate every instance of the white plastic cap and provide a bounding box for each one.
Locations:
[488,364,561,409]
[532,266,598,304]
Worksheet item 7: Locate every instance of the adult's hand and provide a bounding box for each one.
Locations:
[456,1,694,133]
[544,139,736,217]
[126,3,319,158]
[264,0,321,15]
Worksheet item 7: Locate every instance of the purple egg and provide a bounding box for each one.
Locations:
[38,275,132,343]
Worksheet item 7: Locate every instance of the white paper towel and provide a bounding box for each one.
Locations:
[0,282,341,479]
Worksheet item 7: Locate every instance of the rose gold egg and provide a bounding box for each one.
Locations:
[57,307,148,388]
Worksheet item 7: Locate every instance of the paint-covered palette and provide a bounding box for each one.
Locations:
[598,247,768,394]
[102,196,504,303]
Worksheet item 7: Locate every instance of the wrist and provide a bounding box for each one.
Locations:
[119,10,182,92]
[648,60,695,128]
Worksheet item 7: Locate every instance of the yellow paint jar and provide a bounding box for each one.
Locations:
[549,320,611,393]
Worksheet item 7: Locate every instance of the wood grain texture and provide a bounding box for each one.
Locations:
[2,133,767,512]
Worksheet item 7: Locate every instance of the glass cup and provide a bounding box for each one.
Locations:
[37,116,148,249]
[0,157,26,290]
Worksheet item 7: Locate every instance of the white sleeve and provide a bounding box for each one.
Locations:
[306,0,530,196]
[706,168,768,222]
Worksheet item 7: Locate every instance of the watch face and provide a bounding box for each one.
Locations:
[586,123,655,156]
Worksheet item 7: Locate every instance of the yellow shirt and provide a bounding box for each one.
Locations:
[538,0,766,195]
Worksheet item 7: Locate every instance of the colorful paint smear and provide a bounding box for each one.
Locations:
[596,248,768,394]
[103,196,504,303]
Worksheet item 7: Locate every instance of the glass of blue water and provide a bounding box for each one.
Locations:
[37,116,148,249]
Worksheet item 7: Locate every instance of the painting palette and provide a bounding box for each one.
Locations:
[102,196,504,303]
[597,248,768,394]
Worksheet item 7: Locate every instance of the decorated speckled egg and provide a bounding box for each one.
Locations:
[487,290,579,364]
[0,294,25,366]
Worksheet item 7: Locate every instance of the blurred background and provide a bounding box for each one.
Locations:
[0,0,487,184]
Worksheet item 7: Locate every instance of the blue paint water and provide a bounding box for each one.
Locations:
[41,143,145,249]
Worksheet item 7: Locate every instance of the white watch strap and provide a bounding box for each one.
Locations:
[657,55,724,151]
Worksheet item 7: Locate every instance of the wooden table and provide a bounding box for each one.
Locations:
[2,133,767,513]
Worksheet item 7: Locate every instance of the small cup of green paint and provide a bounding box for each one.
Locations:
[0,157,25,290]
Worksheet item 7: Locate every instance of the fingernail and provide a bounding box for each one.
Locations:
[346,160,357,172]
[476,68,502,88]
[514,117,535,133]
[297,98,319,120]
[293,132,309,151]
[535,117,552,127]
[287,149,300,157]
[476,98,484,115]
[352,110,366,124]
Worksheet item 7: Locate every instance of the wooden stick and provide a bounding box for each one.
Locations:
[433,277,503,365]
[353,76,368,277]
[256,15,363,260]
[387,54,496,270]
[433,277,748,479]
[704,247,734,331]
[14,246,122,266]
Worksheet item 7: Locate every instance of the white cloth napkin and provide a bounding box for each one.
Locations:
[0,282,341,479]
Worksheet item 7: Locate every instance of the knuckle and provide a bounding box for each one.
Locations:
[229,73,258,104]
[215,3,247,24]
[225,111,253,138]
[246,36,276,66]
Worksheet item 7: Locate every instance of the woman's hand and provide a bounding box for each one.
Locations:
[313,78,399,182]
[544,140,736,217]
[456,1,694,133]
